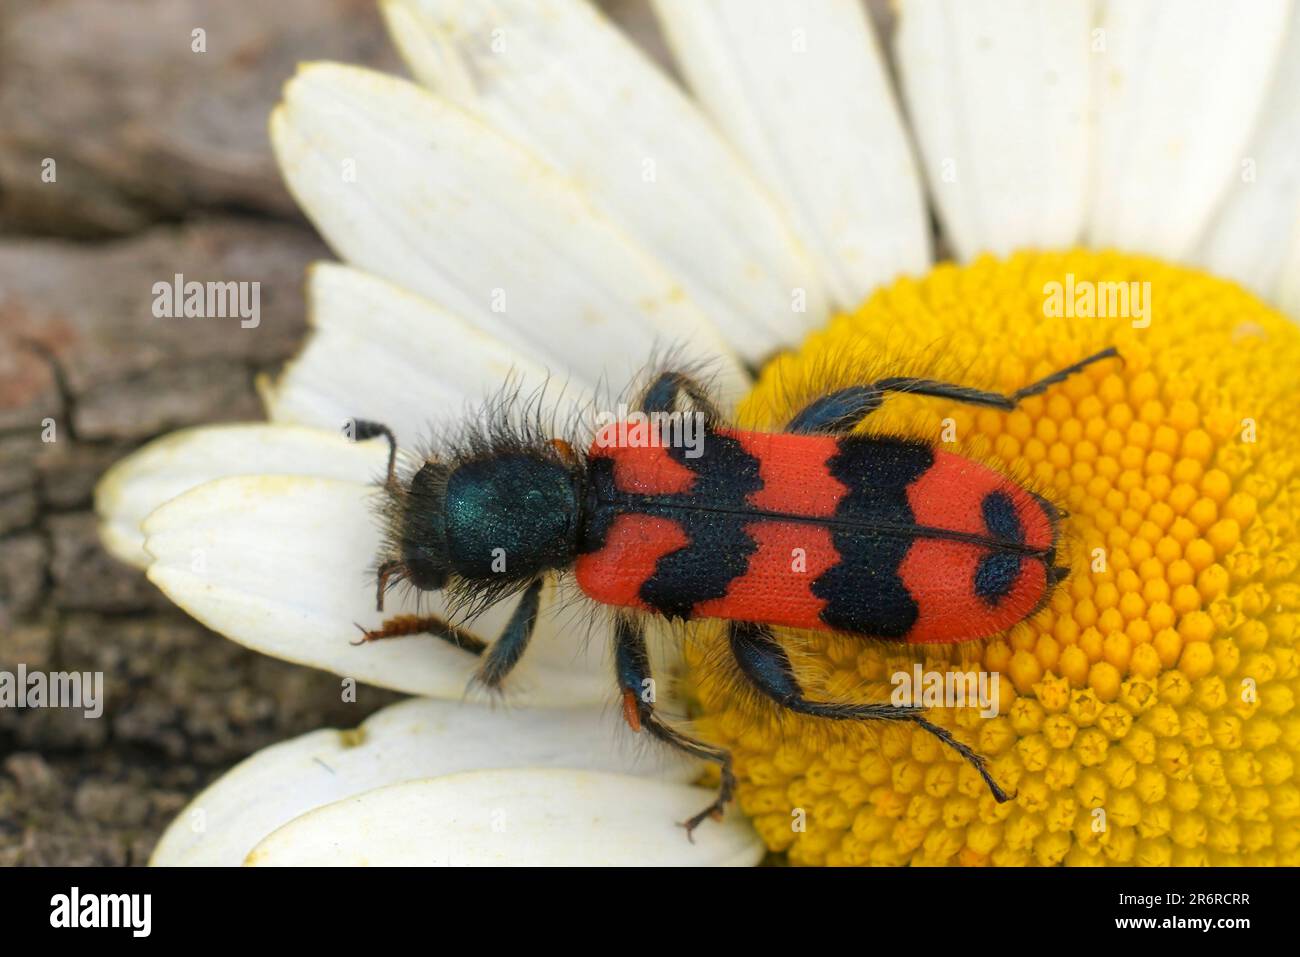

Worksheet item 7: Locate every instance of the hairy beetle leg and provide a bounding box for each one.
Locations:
[351,615,488,656]
[681,796,730,843]
[729,621,1015,804]
[615,615,736,840]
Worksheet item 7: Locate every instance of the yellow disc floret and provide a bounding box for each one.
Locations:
[687,249,1300,866]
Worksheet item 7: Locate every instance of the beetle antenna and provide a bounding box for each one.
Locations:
[351,419,398,487]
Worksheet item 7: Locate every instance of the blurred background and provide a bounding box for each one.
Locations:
[0,0,716,865]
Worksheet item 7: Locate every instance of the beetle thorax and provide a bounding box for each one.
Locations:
[443,453,579,581]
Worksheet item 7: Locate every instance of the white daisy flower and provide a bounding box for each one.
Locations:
[96,0,1300,867]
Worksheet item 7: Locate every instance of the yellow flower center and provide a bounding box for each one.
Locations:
[687,249,1300,866]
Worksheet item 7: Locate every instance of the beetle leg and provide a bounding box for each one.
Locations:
[639,370,723,424]
[784,384,884,434]
[354,580,545,692]
[355,580,544,690]
[614,615,736,839]
[638,370,724,456]
[353,615,487,655]
[787,346,1120,434]
[728,621,1013,803]
[473,578,544,691]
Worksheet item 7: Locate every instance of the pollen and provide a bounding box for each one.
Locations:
[687,250,1300,866]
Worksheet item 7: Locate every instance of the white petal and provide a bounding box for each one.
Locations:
[893,0,1091,260]
[95,424,385,568]
[1086,0,1291,260]
[1196,2,1300,302]
[654,0,930,306]
[245,770,764,866]
[271,62,746,395]
[264,264,591,446]
[152,698,693,866]
[142,475,611,704]
[383,0,827,357]
[1276,215,1300,319]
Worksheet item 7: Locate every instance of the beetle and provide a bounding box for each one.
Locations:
[352,346,1120,835]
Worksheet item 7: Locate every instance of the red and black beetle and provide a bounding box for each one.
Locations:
[353,346,1120,834]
